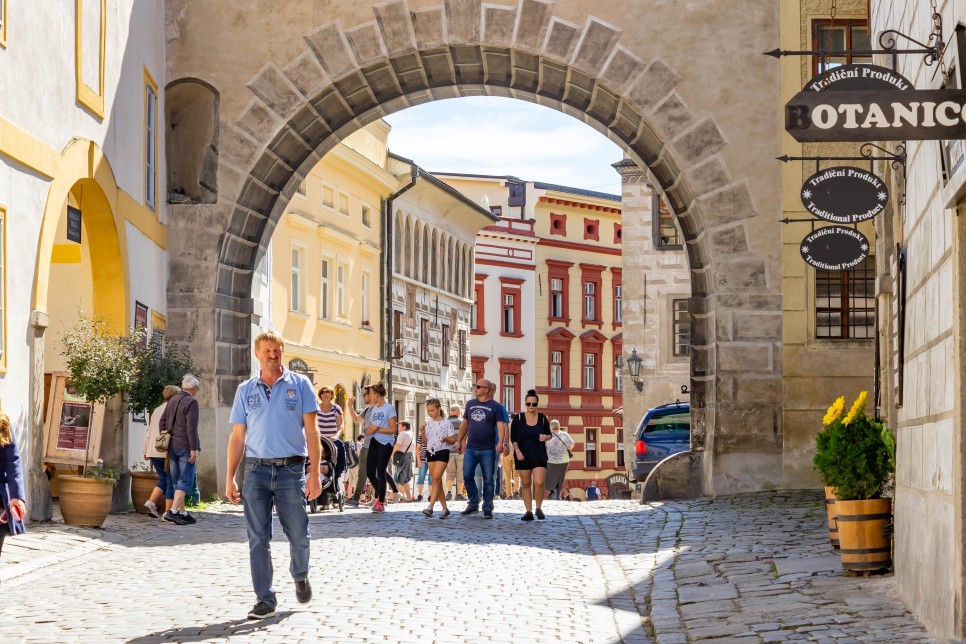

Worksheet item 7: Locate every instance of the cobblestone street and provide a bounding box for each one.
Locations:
[1,492,935,643]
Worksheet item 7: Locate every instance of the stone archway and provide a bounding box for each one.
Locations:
[165,0,783,496]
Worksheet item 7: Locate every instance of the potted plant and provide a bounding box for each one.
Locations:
[818,395,846,548]
[813,390,895,572]
[129,461,159,514]
[58,316,141,526]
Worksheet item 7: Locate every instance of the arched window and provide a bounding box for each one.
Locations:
[431,229,439,288]
[404,216,413,278]
[165,79,219,203]
[446,237,455,293]
[394,211,403,273]
[422,225,430,285]
[468,248,475,297]
[414,221,423,282]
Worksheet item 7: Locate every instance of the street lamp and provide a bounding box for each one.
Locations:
[626,348,643,392]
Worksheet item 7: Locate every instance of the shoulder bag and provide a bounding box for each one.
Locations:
[392,433,412,467]
[554,431,574,460]
[155,395,187,453]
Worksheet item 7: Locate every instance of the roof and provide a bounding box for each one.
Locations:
[427,170,526,182]
[533,181,621,202]
[388,153,498,222]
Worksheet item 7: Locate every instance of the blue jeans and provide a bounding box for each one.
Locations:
[416,462,429,487]
[242,460,310,608]
[169,449,196,495]
[149,457,173,500]
[463,448,497,513]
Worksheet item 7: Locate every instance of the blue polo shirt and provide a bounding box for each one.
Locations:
[229,368,319,458]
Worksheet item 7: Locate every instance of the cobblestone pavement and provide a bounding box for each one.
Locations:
[0,492,936,643]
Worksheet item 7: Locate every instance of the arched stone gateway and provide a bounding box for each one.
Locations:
[165,0,783,496]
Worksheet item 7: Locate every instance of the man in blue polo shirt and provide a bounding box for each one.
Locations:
[457,378,508,519]
[225,330,321,620]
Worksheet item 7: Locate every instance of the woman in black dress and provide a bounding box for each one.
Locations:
[511,389,552,521]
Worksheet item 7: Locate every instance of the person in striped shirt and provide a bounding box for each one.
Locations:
[316,386,344,439]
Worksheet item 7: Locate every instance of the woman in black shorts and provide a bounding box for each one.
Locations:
[511,389,552,521]
[420,398,458,519]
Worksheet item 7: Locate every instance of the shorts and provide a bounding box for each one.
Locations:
[427,449,450,464]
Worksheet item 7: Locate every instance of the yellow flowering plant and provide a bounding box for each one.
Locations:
[813,390,895,501]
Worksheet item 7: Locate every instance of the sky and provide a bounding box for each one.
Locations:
[383,96,625,195]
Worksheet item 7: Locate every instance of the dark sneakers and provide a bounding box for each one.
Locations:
[521,511,534,521]
[295,579,312,604]
[345,498,360,507]
[182,512,197,524]
[460,506,479,516]
[535,508,545,520]
[247,602,276,619]
[483,511,493,519]
[162,511,189,525]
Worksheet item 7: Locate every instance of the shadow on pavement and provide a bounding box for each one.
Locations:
[125,612,294,643]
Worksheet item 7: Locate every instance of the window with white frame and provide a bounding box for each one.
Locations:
[584,282,596,321]
[338,192,350,216]
[361,271,371,325]
[614,284,623,324]
[337,262,348,317]
[502,293,514,334]
[551,351,563,389]
[585,427,598,468]
[322,184,335,209]
[144,79,158,209]
[550,278,564,318]
[616,428,625,468]
[290,246,305,312]
[583,352,596,390]
[614,354,623,390]
[319,258,330,320]
[672,299,691,356]
[503,373,516,413]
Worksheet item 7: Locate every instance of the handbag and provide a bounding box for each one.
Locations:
[155,430,171,453]
[392,433,412,466]
[554,432,573,460]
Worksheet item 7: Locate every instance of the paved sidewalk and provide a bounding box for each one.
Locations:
[0,492,936,643]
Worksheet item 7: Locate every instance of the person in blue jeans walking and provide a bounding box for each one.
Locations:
[142,384,180,519]
[160,375,202,525]
[225,330,322,620]
[457,378,509,519]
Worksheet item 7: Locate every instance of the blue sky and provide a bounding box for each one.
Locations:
[383,96,624,195]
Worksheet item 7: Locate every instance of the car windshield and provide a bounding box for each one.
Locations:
[643,412,690,435]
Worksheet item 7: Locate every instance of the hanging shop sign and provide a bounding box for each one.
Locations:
[786,89,966,142]
[67,206,82,244]
[800,166,888,224]
[804,64,913,93]
[800,226,869,271]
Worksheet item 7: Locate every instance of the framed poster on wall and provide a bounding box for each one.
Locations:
[43,372,106,467]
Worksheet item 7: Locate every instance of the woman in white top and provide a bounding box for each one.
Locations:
[420,398,458,519]
[142,385,180,518]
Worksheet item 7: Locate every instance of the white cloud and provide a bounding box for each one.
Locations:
[384,96,624,194]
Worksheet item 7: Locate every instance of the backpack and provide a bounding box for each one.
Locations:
[345,440,360,469]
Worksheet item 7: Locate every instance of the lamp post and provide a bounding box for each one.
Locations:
[627,349,643,392]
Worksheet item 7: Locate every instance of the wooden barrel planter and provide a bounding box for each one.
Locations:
[824,486,839,549]
[130,471,160,514]
[835,498,893,572]
[58,475,114,528]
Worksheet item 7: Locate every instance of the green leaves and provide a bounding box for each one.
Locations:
[61,317,142,405]
[124,335,195,416]
[813,400,894,501]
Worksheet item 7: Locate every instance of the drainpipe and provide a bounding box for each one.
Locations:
[383,164,418,402]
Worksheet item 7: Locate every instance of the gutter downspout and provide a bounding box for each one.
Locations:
[383,165,418,402]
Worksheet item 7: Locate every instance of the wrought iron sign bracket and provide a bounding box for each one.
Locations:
[764,13,943,71]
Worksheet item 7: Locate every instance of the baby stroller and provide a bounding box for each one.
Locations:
[308,436,348,513]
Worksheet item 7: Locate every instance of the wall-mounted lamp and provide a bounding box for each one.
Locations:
[626,348,643,392]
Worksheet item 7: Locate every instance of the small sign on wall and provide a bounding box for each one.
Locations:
[43,373,106,467]
[67,206,82,244]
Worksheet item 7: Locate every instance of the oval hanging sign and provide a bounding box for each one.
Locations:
[800,226,869,271]
[804,63,913,93]
[801,166,888,224]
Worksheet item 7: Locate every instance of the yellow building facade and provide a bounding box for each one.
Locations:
[254,123,395,410]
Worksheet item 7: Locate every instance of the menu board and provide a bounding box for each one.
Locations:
[43,373,105,466]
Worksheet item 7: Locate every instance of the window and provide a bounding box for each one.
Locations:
[816,256,875,339]
[673,299,691,356]
[441,324,450,366]
[502,293,515,334]
[76,0,107,117]
[585,428,598,468]
[614,284,623,324]
[472,285,481,331]
[393,310,404,359]
[550,213,567,236]
[584,218,599,241]
[503,373,516,413]
[550,351,563,389]
[319,258,330,319]
[361,204,371,227]
[583,353,596,390]
[583,282,597,322]
[361,271,371,325]
[144,70,158,210]
[813,19,871,75]
[296,179,307,196]
[322,184,335,209]
[290,246,305,312]
[616,428,625,468]
[420,318,429,362]
[337,263,348,317]
[653,195,681,249]
[550,278,564,318]
[491,205,503,217]
[338,192,350,216]
[458,330,467,369]
[614,354,623,391]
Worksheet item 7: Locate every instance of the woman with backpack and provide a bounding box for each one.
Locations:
[510,389,552,521]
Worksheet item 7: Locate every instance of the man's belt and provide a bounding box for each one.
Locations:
[246,455,306,466]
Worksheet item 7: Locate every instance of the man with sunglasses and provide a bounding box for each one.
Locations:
[456,379,509,519]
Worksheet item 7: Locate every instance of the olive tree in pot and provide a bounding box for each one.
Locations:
[59,317,142,525]
[813,391,896,572]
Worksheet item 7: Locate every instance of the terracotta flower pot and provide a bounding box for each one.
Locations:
[824,486,839,549]
[130,471,160,513]
[835,498,892,572]
[58,474,114,527]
